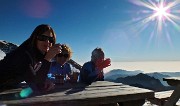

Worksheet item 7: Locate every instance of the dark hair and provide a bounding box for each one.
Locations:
[30,24,56,47]
[19,24,56,49]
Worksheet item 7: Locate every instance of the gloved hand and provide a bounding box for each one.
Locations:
[95,58,111,71]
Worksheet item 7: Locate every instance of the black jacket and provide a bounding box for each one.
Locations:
[0,39,51,91]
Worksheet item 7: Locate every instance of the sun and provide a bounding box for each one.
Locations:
[154,4,168,20]
[128,0,180,46]
[130,0,180,24]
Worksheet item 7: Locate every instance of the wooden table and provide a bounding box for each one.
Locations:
[163,77,180,106]
[0,81,154,106]
[163,77,180,86]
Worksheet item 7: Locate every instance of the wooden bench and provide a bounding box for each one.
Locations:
[148,90,180,106]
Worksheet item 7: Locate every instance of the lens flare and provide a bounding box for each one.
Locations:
[128,0,180,46]
[19,87,33,98]
[21,0,51,18]
[154,3,168,20]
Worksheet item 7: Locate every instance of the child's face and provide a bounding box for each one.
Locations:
[56,51,69,65]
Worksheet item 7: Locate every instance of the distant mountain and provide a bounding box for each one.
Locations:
[0,40,18,60]
[105,69,180,86]
[105,69,142,80]
[115,73,169,91]
[147,72,170,86]
[0,40,18,53]
[160,72,180,77]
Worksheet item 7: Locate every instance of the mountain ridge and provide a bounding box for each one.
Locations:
[115,73,167,91]
[0,40,18,54]
[0,40,17,60]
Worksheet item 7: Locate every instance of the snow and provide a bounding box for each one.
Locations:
[0,49,6,60]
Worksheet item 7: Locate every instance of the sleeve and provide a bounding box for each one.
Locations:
[0,51,29,88]
[21,52,51,91]
[65,63,72,75]
[34,59,51,84]
[80,62,99,84]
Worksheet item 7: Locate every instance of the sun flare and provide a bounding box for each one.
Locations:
[154,4,168,20]
[129,0,180,46]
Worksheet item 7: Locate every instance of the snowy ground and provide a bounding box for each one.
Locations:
[143,100,157,106]
[143,99,180,106]
[0,49,5,60]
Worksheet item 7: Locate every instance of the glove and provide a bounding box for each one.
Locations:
[95,58,111,71]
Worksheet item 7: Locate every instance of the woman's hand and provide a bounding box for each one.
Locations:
[44,44,62,61]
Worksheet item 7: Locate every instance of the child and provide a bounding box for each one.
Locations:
[48,44,72,83]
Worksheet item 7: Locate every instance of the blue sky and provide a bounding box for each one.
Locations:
[1,0,180,63]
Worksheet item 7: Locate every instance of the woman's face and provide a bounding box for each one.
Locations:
[36,30,53,53]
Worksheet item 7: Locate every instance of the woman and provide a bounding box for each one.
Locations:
[0,24,61,92]
[80,47,111,84]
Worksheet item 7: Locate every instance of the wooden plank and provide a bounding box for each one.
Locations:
[88,81,123,87]
[176,99,180,106]
[163,77,180,81]
[155,90,174,100]
[148,90,180,106]
[1,91,153,106]
[0,81,154,106]
[0,88,22,95]
[54,81,124,90]
[163,77,180,86]
[162,77,180,106]
[43,85,153,99]
[1,87,154,105]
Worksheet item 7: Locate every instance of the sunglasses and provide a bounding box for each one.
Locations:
[37,34,54,43]
[57,53,69,58]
